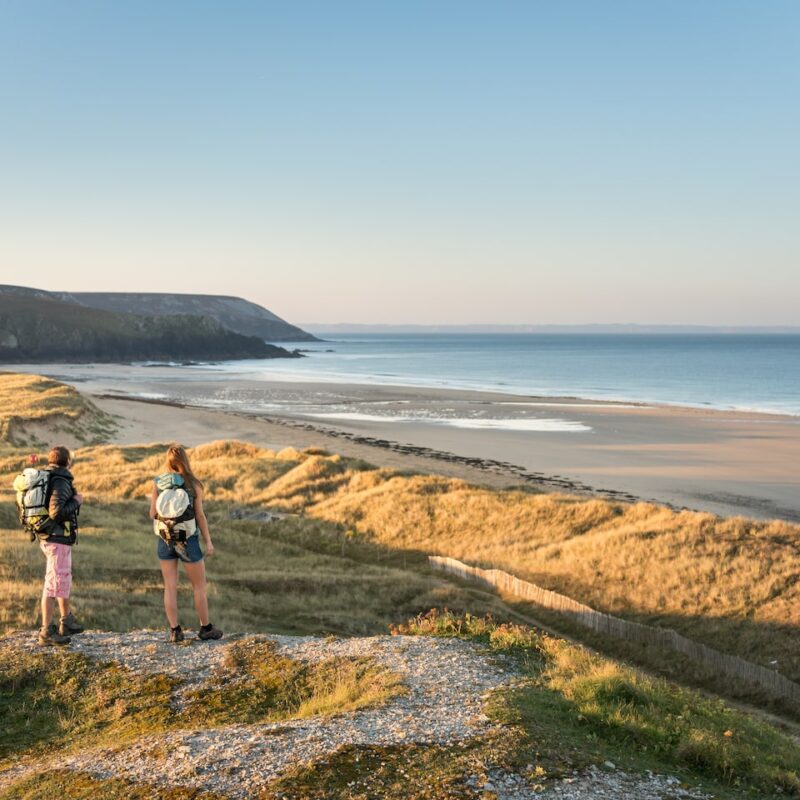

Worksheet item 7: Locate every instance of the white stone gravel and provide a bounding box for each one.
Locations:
[0,631,712,799]
[469,765,711,799]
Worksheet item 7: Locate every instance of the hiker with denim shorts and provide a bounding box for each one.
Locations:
[38,446,85,646]
[150,443,222,643]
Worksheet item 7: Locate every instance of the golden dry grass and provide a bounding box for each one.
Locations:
[305,468,800,680]
[3,438,795,678]
[0,441,494,637]
[4,374,798,797]
[8,438,791,679]
[0,372,117,447]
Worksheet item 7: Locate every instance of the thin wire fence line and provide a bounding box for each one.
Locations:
[429,555,800,704]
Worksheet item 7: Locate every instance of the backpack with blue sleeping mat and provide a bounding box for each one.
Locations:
[153,472,197,542]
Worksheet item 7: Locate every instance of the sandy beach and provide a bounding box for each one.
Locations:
[11,362,800,522]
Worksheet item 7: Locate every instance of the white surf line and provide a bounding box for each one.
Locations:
[495,401,641,409]
[301,411,592,432]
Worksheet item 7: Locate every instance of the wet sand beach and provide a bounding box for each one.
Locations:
[12,362,800,522]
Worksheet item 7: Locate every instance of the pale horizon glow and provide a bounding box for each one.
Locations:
[1,2,798,326]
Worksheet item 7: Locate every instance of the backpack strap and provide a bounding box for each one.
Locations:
[155,506,196,525]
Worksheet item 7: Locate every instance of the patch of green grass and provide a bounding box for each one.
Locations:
[0,770,224,800]
[0,648,176,764]
[183,638,404,726]
[398,610,800,798]
[263,735,522,800]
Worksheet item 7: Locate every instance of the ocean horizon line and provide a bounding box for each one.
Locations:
[299,324,800,335]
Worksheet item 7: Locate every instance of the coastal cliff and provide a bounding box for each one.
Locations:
[0,290,301,363]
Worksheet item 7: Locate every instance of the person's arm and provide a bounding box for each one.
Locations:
[149,486,158,520]
[48,476,81,523]
[194,487,215,556]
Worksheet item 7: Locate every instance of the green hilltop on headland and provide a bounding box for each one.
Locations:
[53,289,318,343]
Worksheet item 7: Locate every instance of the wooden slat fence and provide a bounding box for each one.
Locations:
[429,554,800,705]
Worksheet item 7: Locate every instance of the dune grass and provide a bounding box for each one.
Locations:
[0,442,499,637]
[0,372,117,447]
[13,438,793,683]
[1,428,798,796]
[2,437,798,679]
[0,647,177,761]
[0,502,481,638]
[264,738,521,800]
[304,469,800,680]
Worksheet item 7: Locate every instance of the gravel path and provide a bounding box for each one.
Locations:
[0,631,712,799]
[0,630,512,797]
[469,766,711,799]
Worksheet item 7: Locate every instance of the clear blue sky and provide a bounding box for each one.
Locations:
[1,1,798,325]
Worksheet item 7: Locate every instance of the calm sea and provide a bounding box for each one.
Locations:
[213,334,800,416]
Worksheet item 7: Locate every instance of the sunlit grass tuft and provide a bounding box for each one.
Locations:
[184,638,404,726]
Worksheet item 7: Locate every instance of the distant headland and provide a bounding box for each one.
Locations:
[0,285,314,363]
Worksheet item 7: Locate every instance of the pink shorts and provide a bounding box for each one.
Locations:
[40,541,72,599]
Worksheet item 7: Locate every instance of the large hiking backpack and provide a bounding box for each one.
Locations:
[13,468,54,538]
[153,473,197,541]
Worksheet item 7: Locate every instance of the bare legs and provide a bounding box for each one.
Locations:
[159,559,180,628]
[40,594,70,629]
[184,560,210,627]
[160,558,210,628]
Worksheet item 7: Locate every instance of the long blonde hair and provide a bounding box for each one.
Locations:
[166,444,203,493]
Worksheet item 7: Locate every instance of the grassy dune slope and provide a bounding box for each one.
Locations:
[0,442,499,637]
[2,436,795,681]
[302,468,800,680]
[0,372,118,448]
[14,440,790,683]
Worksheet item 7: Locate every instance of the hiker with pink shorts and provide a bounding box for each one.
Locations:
[37,446,85,646]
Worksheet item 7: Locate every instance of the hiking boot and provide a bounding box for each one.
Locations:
[39,623,71,646]
[169,625,184,643]
[198,623,223,641]
[59,613,84,636]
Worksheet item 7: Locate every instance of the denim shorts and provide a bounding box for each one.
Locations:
[157,534,203,563]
